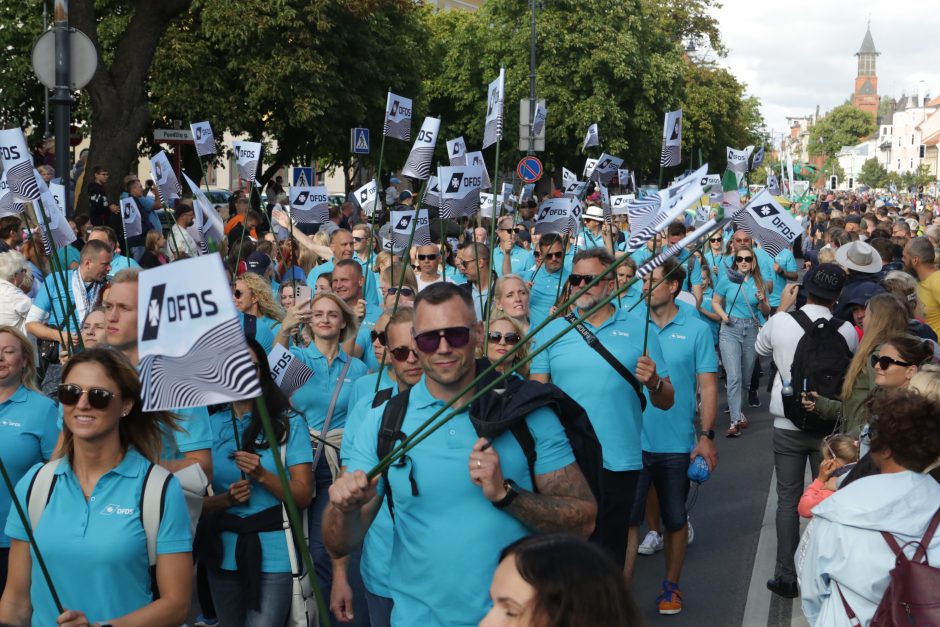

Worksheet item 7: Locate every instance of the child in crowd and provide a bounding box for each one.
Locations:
[798,434,859,518]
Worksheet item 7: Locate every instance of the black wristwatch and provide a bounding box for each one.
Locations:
[493,479,520,510]
[700,430,716,440]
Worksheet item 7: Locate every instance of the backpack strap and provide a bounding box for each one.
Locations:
[509,422,538,491]
[787,309,815,335]
[140,464,172,568]
[883,505,940,564]
[836,583,862,627]
[376,389,412,521]
[26,458,63,531]
[371,387,394,409]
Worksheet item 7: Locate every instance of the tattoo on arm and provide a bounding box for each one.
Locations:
[505,463,597,537]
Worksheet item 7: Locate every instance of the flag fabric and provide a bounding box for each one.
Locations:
[0,128,40,202]
[617,168,630,188]
[589,153,624,186]
[37,177,76,250]
[190,121,215,158]
[598,185,613,225]
[534,198,581,236]
[390,208,432,251]
[423,176,442,209]
[626,165,708,252]
[751,146,765,170]
[233,140,262,184]
[150,151,182,203]
[637,217,731,279]
[721,169,741,217]
[562,181,587,199]
[582,123,599,152]
[610,194,632,216]
[582,158,598,179]
[267,344,314,398]
[726,146,754,174]
[532,102,548,136]
[734,189,801,257]
[562,167,578,190]
[766,173,781,196]
[785,152,795,196]
[384,92,413,141]
[464,151,491,190]
[500,182,516,213]
[138,255,262,411]
[660,109,682,167]
[519,183,535,204]
[120,197,143,238]
[288,186,329,224]
[439,165,484,219]
[0,170,25,217]
[482,69,505,150]
[353,180,379,216]
[447,137,467,165]
[401,117,440,180]
[700,174,721,192]
[183,172,225,246]
[626,195,662,236]
[479,193,495,219]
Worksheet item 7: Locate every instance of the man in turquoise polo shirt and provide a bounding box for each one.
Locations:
[324,283,596,627]
[493,215,535,277]
[306,228,355,288]
[87,225,141,276]
[530,247,674,569]
[521,233,570,328]
[625,258,718,615]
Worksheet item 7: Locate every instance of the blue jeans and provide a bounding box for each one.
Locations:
[207,568,292,627]
[629,452,691,532]
[718,317,758,424]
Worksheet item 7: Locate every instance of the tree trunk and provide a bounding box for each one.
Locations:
[71,0,193,216]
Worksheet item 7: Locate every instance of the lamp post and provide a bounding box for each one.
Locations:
[527,0,538,156]
[51,0,71,210]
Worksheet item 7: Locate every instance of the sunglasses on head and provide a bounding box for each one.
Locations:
[734,256,753,263]
[488,331,521,345]
[370,329,387,346]
[416,253,438,261]
[389,345,418,362]
[569,274,602,286]
[413,326,472,353]
[57,383,120,409]
[870,354,913,370]
[387,287,415,297]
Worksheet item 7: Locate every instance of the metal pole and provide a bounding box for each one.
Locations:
[527,0,537,156]
[52,0,71,212]
[43,1,50,138]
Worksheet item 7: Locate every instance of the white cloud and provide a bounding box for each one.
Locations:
[713,0,940,138]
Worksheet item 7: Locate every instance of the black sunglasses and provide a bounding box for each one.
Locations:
[569,274,603,286]
[870,354,913,370]
[734,256,753,263]
[416,253,438,261]
[353,236,365,243]
[389,345,419,362]
[57,383,120,409]
[413,326,472,353]
[387,287,415,297]
[370,329,387,346]
[233,289,244,298]
[542,251,564,260]
[488,331,522,345]
[709,237,723,243]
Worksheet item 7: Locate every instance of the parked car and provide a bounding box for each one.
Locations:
[205,188,232,215]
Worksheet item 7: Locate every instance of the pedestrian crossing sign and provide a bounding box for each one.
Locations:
[292,166,313,188]
[351,128,370,155]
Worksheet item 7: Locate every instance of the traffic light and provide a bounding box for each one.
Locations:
[919,144,927,159]
[829,175,838,189]
[848,177,854,189]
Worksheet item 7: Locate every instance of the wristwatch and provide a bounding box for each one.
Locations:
[648,376,664,393]
[493,479,520,510]
[700,430,716,440]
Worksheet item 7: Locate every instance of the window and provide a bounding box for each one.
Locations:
[910,158,914,169]
[912,134,916,145]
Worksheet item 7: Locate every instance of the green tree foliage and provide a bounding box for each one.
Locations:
[809,104,877,158]
[0,2,49,140]
[857,157,889,188]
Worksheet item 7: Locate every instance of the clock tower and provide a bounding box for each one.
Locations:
[852,22,879,118]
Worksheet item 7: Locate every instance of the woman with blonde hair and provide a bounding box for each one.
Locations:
[493,274,531,333]
[233,271,284,335]
[139,230,169,268]
[484,311,530,377]
[881,270,937,341]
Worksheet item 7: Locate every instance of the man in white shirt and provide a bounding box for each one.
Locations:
[169,204,200,260]
[755,263,858,600]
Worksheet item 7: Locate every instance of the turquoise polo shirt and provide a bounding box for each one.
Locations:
[713,276,763,321]
[305,259,334,287]
[492,245,535,277]
[631,245,654,266]
[209,411,312,573]
[345,369,395,416]
[289,344,367,431]
[770,248,797,307]
[6,448,192,627]
[703,250,731,286]
[641,305,717,453]
[530,305,669,471]
[0,386,59,548]
[675,248,703,289]
[257,315,282,337]
[576,228,606,251]
[354,253,381,308]
[354,306,383,371]
[32,269,89,333]
[521,265,570,328]
[161,405,213,461]
[700,286,721,344]
[54,245,80,270]
[614,280,645,311]
[108,253,140,277]
[345,377,574,626]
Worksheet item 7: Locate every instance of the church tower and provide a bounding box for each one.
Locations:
[852,21,879,118]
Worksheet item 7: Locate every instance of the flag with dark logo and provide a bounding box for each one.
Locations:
[234,140,262,184]
[384,92,413,141]
[610,193,632,216]
[138,255,262,411]
[562,167,577,190]
[588,153,623,185]
[726,145,754,174]
[120,197,143,238]
[734,189,800,257]
[183,172,225,249]
[660,109,682,168]
[288,185,330,224]
[190,121,215,158]
[483,69,505,150]
[267,344,314,398]
[0,170,25,217]
[150,150,182,203]
[534,197,580,236]
[532,102,548,136]
[424,176,442,209]
[390,208,432,251]
[751,146,765,170]
[464,150,491,190]
[626,165,707,252]
[766,173,781,196]
[353,179,379,216]
[582,123,599,151]
[439,165,484,219]
[0,128,40,201]
[447,136,467,165]
[401,117,440,180]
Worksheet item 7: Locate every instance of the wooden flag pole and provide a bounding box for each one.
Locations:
[366,87,392,284]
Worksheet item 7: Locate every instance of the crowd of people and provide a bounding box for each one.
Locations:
[0,166,939,627]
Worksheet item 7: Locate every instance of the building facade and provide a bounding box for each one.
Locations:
[851,23,879,118]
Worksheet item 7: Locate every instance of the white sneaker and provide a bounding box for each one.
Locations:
[687,520,695,546]
[638,530,665,555]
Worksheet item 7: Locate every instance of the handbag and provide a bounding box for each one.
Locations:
[281,445,318,627]
[173,462,209,537]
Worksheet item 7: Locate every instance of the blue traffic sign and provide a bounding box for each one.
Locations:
[292,167,313,187]
[352,128,370,154]
[517,156,543,183]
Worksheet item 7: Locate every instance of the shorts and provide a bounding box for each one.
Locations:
[629,451,691,532]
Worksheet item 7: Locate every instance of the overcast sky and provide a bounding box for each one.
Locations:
[712,0,940,141]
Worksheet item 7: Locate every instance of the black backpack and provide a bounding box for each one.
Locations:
[779,310,853,435]
[373,374,603,520]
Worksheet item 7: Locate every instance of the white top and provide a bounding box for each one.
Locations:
[755,304,858,431]
[169,224,201,260]
[416,274,456,292]
[0,279,31,334]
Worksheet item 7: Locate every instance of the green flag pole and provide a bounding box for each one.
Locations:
[32,201,83,352]
[367,89,391,283]
[484,135,502,352]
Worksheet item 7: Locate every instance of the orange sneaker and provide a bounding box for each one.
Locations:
[657,580,683,615]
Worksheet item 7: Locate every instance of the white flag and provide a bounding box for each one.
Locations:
[726,146,754,174]
[610,194,632,216]
[482,68,505,150]
[534,197,581,236]
[464,150,491,190]
[120,197,143,238]
[447,137,467,165]
[138,255,262,411]
[268,344,314,398]
[735,189,801,257]
[150,150,182,202]
[532,102,548,136]
[660,109,682,168]
[401,117,440,180]
[582,123,599,151]
[589,153,624,186]
[439,165,484,219]
[617,168,630,188]
[391,208,432,251]
[190,121,216,158]
[0,128,40,201]
[353,180,379,216]
[183,172,225,246]
[33,174,75,250]
[562,167,577,190]
[424,176,442,209]
[288,186,330,224]
[479,193,495,219]
[582,158,598,179]
[562,181,587,199]
[384,92,413,141]
[234,140,262,184]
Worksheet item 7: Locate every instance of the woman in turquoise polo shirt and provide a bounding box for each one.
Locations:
[200,337,313,627]
[0,327,59,592]
[0,348,192,627]
[234,272,285,336]
[711,247,771,437]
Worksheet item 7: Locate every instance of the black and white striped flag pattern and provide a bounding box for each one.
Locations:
[733,190,800,257]
[401,117,440,180]
[353,180,379,216]
[424,176,442,209]
[534,197,580,236]
[482,69,505,150]
[150,150,182,201]
[626,165,708,252]
[234,140,262,184]
[120,197,143,238]
[447,137,467,165]
[588,153,623,186]
[384,92,413,142]
[0,170,25,217]
[660,109,682,168]
[190,121,216,158]
[288,186,330,224]
[0,128,40,201]
[726,145,754,174]
[637,217,731,279]
[439,165,484,219]
[137,255,261,411]
[267,344,314,398]
[391,208,432,252]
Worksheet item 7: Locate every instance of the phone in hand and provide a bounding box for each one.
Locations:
[294,285,312,318]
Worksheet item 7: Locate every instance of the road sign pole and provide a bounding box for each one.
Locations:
[52,0,71,213]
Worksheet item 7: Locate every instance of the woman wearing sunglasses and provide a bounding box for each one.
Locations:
[711,247,771,437]
[0,328,59,592]
[0,348,192,627]
[484,312,530,377]
[493,274,531,334]
[233,272,285,336]
[380,262,418,310]
[199,337,313,627]
[703,234,729,286]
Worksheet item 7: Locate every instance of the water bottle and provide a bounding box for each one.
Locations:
[781,379,795,398]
